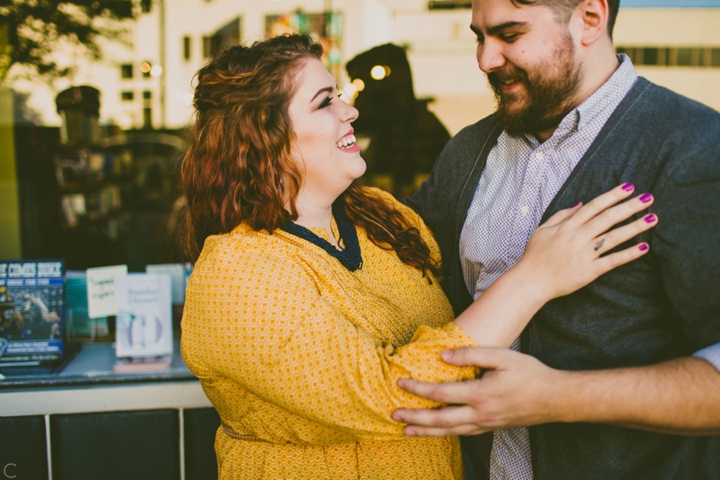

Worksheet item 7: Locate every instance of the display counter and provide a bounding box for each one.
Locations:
[0,341,218,480]
[0,341,202,391]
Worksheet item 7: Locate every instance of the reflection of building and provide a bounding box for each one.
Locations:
[390,1,720,134]
[11,1,381,131]
[613,6,720,115]
[8,0,720,136]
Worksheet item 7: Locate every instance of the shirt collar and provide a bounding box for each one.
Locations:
[573,53,638,131]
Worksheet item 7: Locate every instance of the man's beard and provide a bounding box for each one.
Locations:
[488,34,582,137]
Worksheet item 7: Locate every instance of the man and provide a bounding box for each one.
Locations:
[395,0,720,478]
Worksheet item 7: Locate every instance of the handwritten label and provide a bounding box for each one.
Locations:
[86,265,128,318]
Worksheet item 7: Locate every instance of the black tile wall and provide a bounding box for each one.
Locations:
[0,415,48,480]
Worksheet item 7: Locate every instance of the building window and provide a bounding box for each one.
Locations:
[141,0,152,13]
[121,64,133,79]
[143,107,153,129]
[617,46,720,68]
[642,48,659,66]
[143,91,152,100]
[121,91,134,101]
[142,61,152,78]
[676,48,693,66]
[202,37,212,58]
[203,18,241,59]
[183,36,191,61]
[711,48,720,67]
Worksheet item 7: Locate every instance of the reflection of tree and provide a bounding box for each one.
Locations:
[0,0,130,82]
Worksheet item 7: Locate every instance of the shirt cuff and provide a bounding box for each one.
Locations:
[693,342,720,372]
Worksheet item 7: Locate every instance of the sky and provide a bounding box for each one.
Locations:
[621,0,720,7]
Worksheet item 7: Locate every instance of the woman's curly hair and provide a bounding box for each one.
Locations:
[181,34,439,279]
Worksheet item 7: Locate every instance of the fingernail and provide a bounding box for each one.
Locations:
[622,183,634,191]
[441,350,453,360]
[392,412,401,421]
[639,193,653,203]
[571,201,582,208]
[639,243,649,251]
[405,429,416,436]
[644,214,656,223]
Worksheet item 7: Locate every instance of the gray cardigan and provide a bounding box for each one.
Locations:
[405,77,720,479]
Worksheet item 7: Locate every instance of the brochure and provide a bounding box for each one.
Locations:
[0,260,65,372]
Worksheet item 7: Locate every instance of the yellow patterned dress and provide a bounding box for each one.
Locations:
[181,188,478,479]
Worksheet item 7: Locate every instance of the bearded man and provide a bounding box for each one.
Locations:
[397,0,720,478]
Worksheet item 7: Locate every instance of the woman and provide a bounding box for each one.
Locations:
[180,34,656,479]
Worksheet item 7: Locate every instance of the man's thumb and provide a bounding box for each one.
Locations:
[441,346,507,369]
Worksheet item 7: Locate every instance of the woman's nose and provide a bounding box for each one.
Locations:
[341,101,359,123]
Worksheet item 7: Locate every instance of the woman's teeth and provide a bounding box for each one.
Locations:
[336,134,357,149]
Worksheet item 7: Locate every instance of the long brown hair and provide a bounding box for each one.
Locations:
[181,34,439,279]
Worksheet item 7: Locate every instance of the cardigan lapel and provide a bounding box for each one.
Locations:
[540,77,652,223]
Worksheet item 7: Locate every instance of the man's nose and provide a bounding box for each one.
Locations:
[477,40,506,73]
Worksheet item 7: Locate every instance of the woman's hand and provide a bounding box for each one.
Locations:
[516,183,657,302]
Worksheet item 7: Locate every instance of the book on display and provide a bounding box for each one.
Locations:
[115,273,173,360]
[0,260,66,373]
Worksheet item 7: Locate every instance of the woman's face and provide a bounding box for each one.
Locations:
[288,58,366,204]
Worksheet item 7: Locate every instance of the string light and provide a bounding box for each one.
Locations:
[370,65,386,80]
[352,78,365,91]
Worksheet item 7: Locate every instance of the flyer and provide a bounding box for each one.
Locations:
[0,260,65,372]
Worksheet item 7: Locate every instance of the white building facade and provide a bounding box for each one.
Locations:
[12,0,720,135]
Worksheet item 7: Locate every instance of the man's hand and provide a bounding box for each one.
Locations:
[392,347,566,436]
[392,347,720,437]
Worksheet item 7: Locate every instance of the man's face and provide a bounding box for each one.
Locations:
[471,0,583,135]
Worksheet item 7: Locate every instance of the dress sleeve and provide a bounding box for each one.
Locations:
[181,238,477,442]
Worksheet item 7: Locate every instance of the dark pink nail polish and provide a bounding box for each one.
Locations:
[572,201,582,208]
[640,193,653,203]
[644,214,656,223]
[639,243,649,251]
[622,183,634,191]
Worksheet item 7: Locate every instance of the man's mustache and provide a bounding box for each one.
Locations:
[487,65,530,90]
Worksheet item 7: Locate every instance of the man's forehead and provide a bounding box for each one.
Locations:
[471,0,558,30]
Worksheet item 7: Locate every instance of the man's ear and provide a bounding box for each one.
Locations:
[578,0,611,46]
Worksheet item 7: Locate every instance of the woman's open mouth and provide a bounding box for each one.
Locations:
[337,130,360,153]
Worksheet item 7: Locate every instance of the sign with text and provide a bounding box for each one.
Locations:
[86,265,127,318]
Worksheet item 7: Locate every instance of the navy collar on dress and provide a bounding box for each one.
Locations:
[280,205,363,272]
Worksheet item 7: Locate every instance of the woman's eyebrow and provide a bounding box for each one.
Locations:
[311,86,335,102]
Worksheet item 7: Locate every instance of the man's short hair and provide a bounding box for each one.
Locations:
[511,0,620,39]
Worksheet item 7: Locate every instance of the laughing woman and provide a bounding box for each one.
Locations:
[180,34,656,480]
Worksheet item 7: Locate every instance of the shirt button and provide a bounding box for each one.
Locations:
[521,205,529,214]
[579,122,587,129]
[535,151,544,160]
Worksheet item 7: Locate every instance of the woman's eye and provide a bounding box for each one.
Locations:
[319,97,332,108]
